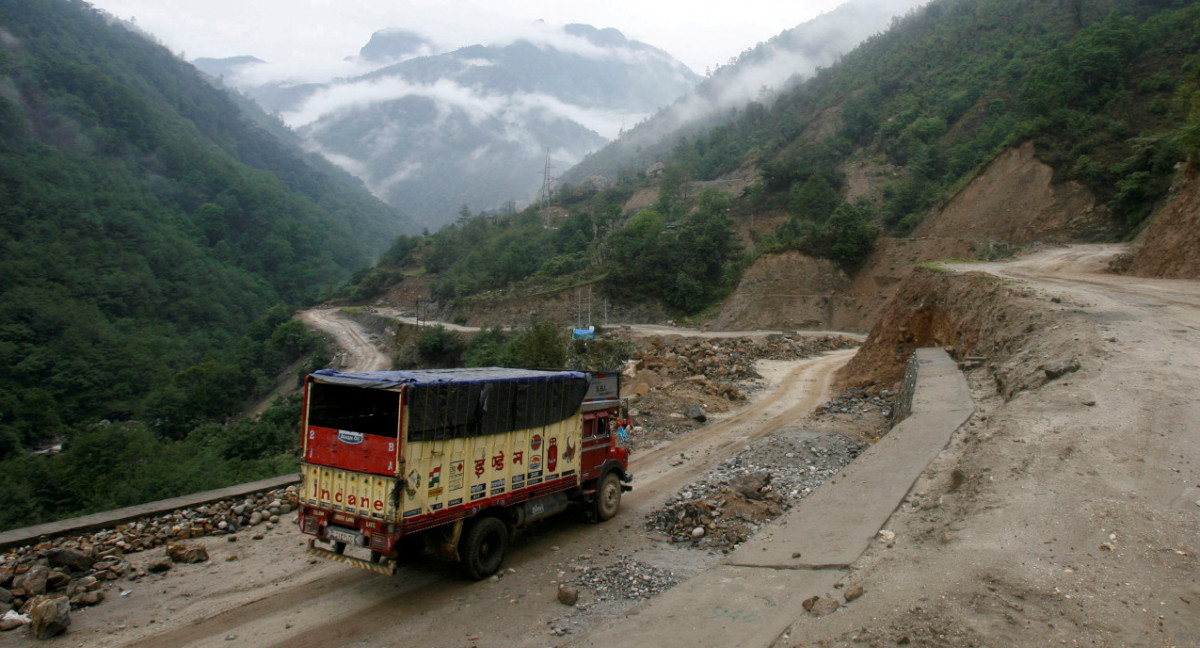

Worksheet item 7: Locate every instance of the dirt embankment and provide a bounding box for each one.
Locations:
[709,252,857,331]
[911,142,1111,245]
[1128,162,1200,278]
[716,142,1111,332]
[793,246,1200,648]
[836,266,1090,401]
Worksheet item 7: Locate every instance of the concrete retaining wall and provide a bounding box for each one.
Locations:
[0,474,300,552]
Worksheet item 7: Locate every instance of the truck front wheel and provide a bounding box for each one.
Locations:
[593,472,622,522]
[460,516,507,580]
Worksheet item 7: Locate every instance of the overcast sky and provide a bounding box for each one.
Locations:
[87,0,853,78]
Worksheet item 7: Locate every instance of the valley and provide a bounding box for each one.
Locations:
[2,1,1199,645]
[4,242,1196,648]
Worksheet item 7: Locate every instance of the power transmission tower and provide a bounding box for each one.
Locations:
[540,149,555,209]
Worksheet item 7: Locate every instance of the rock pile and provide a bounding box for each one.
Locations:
[571,556,677,602]
[0,484,299,635]
[645,430,863,552]
[630,335,858,402]
[814,387,896,419]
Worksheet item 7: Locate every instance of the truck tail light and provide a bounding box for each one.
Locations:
[301,515,319,535]
[370,534,389,552]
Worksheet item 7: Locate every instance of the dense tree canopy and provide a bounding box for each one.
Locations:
[0,0,411,529]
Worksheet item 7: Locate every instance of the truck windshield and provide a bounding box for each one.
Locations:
[308,383,400,438]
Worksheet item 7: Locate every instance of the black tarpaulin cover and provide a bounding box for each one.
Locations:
[310,368,589,441]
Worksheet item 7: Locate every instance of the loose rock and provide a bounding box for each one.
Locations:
[802,595,840,617]
[556,583,579,606]
[28,595,70,639]
[166,543,209,564]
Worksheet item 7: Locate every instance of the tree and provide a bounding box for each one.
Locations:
[415,325,465,368]
[789,175,840,221]
[505,322,567,368]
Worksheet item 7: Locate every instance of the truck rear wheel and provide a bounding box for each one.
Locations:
[594,472,622,522]
[460,516,507,580]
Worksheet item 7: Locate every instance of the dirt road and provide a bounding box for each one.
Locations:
[297,308,391,372]
[20,244,1195,648]
[371,306,866,342]
[26,322,853,648]
[781,244,1200,647]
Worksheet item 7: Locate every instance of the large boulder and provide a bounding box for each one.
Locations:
[46,547,95,572]
[28,595,70,639]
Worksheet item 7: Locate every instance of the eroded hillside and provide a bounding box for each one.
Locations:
[1129,163,1200,278]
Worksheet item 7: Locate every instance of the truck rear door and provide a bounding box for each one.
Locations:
[303,381,401,476]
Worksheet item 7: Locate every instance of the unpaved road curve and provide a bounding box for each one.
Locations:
[48,319,853,648]
[298,308,391,372]
[368,306,867,342]
[786,244,1200,648]
[959,244,1200,320]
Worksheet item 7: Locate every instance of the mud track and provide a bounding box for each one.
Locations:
[106,341,852,648]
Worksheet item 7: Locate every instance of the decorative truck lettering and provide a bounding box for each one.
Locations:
[297,367,632,579]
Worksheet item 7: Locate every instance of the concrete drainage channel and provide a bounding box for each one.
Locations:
[568,348,975,648]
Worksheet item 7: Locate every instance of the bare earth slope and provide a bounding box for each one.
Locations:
[716,143,1111,333]
[1129,163,1200,279]
[789,245,1200,647]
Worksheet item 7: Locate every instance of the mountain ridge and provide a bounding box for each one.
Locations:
[208,23,701,228]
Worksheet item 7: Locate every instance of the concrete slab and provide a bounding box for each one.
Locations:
[728,349,973,568]
[570,565,843,648]
[566,349,974,648]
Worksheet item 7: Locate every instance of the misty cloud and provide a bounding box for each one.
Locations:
[597,0,928,157]
[284,73,633,140]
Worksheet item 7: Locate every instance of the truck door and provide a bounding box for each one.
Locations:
[580,412,612,477]
[304,381,402,476]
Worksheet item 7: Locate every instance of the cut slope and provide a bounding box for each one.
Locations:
[1128,162,1200,279]
[911,143,1109,245]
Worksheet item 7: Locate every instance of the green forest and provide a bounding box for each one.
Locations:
[0,0,413,529]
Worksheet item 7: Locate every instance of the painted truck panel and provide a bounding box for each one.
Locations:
[298,367,629,576]
[398,413,580,522]
[301,463,397,519]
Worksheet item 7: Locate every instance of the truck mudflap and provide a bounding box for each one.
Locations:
[306,539,396,576]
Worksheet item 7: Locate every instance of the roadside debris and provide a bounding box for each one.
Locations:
[645,430,864,552]
[0,485,299,627]
[571,556,677,602]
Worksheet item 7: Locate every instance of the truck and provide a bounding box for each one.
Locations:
[296,367,632,579]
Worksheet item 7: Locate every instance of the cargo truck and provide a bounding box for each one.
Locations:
[297,367,632,579]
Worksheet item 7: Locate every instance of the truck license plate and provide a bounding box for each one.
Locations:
[327,527,360,546]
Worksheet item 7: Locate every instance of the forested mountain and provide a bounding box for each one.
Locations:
[216,24,701,229]
[684,0,1198,235]
[0,0,414,529]
[359,0,1200,323]
[560,0,927,187]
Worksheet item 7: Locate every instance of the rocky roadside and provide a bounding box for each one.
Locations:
[548,388,891,637]
[621,334,859,449]
[0,485,299,639]
[643,429,866,552]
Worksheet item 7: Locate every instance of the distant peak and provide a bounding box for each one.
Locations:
[563,24,630,47]
[359,28,434,63]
